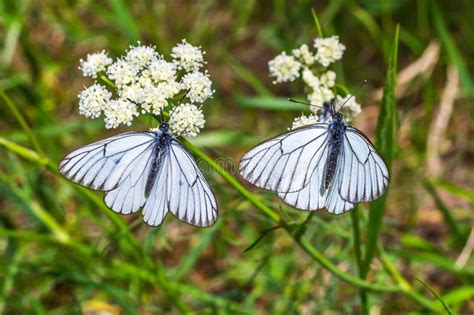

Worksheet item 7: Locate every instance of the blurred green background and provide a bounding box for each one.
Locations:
[1,0,473,314]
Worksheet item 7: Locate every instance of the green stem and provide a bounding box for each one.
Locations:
[0,90,46,157]
[351,207,369,314]
[378,245,442,313]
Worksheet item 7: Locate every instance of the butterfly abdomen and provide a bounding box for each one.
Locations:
[145,131,172,196]
[324,117,346,189]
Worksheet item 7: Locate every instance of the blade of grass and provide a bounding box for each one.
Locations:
[416,277,452,314]
[1,90,45,157]
[105,0,140,42]
[431,179,474,203]
[351,207,368,315]
[431,0,474,100]
[423,179,466,244]
[170,219,223,280]
[228,58,272,96]
[237,96,308,111]
[0,246,24,315]
[244,225,281,252]
[362,25,399,277]
[311,8,324,37]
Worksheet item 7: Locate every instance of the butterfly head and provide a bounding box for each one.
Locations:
[159,122,169,132]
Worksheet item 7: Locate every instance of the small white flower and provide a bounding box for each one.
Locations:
[79,50,113,78]
[142,88,168,114]
[107,59,140,87]
[148,59,177,83]
[77,83,112,118]
[140,81,180,115]
[125,43,159,68]
[104,99,138,129]
[320,70,336,88]
[119,83,146,105]
[290,113,319,130]
[302,68,320,90]
[181,71,213,103]
[292,44,315,66]
[157,80,181,99]
[313,36,346,67]
[308,86,334,112]
[268,52,301,84]
[169,103,205,137]
[335,94,361,121]
[171,39,206,72]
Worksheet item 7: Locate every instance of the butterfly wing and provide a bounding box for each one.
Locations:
[59,132,157,214]
[59,132,156,192]
[278,141,354,214]
[142,140,218,227]
[239,124,330,193]
[338,127,389,203]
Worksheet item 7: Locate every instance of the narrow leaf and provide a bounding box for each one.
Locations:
[362,25,399,277]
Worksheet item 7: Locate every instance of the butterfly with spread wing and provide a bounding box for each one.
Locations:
[59,118,218,228]
[239,99,389,215]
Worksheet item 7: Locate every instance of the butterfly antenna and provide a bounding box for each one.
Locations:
[288,98,324,109]
[168,89,191,121]
[337,79,368,113]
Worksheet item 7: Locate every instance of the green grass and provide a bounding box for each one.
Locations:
[1,1,473,314]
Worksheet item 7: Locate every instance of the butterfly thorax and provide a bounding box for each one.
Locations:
[324,113,346,189]
[145,126,173,196]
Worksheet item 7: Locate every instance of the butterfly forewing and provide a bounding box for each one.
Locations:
[239,124,330,193]
[59,132,155,191]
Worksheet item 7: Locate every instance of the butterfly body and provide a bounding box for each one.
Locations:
[324,113,346,189]
[146,124,173,196]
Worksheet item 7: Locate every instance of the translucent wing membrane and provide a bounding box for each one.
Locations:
[59,132,155,191]
[142,140,218,227]
[239,125,329,193]
[278,142,354,214]
[338,127,389,203]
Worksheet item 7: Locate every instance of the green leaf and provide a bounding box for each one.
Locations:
[362,25,399,277]
[237,96,308,111]
[416,277,452,314]
[311,8,324,37]
[431,1,474,100]
[106,0,140,42]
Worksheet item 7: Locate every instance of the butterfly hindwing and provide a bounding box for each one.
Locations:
[142,140,218,227]
[338,127,389,203]
[278,141,354,214]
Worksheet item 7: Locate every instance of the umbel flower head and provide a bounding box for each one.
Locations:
[77,41,214,137]
[268,35,361,129]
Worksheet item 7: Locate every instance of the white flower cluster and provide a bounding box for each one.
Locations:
[268,35,361,128]
[290,113,319,130]
[79,50,113,78]
[268,52,301,84]
[77,41,214,136]
[169,103,205,137]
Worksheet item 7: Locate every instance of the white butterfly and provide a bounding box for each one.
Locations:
[239,102,389,214]
[59,122,218,227]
